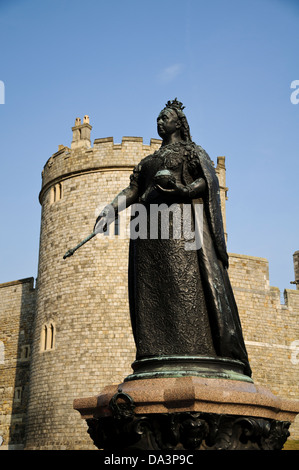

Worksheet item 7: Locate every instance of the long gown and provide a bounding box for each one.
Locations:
[128,140,252,377]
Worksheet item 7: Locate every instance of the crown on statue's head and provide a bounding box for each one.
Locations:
[165,98,185,112]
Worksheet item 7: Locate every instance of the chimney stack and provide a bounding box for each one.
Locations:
[292,251,299,289]
[71,115,92,149]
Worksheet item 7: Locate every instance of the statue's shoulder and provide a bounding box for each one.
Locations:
[132,154,154,176]
[194,144,214,167]
[138,152,156,166]
[193,144,218,187]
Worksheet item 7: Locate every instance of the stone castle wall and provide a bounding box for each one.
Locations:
[0,118,298,449]
[0,278,35,450]
[228,253,299,438]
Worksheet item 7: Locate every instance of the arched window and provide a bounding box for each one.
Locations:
[55,183,62,201]
[41,325,47,351]
[50,183,63,204]
[41,323,55,351]
[50,323,55,349]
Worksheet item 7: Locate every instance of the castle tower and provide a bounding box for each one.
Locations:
[24,119,162,449]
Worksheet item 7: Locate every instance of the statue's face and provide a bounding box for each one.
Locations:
[157,108,180,138]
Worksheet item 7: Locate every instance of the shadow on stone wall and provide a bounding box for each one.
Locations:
[8,278,35,449]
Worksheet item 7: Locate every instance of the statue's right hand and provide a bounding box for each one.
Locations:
[94,205,116,234]
[94,215,107,234]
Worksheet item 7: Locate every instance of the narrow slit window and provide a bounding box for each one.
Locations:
[14,387,23,402]
[20,345,31,360]
[43,325,48,350]
[50,323,55,349]
[56,183,62,201]
[50,183,63,203]
[41,323,55,351]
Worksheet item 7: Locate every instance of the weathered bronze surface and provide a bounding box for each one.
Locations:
[63,231,96,259]
[94,99,251,379]
[87,413,291,450]
[125,355,253,383]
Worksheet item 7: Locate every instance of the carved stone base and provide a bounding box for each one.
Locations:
[74,376,299,451]
[86,411,291,450]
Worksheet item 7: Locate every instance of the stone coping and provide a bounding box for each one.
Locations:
[0,277,34,289]
[228,252,268,262]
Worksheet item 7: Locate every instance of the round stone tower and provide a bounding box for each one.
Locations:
[24,117,161,449]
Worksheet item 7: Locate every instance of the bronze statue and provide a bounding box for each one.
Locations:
[93,99,252,378]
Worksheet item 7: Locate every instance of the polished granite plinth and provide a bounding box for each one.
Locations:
[74,373,299,450]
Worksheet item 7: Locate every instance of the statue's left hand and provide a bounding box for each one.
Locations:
[155,181,188,198]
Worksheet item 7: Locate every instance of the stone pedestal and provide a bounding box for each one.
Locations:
[74,374,299,450]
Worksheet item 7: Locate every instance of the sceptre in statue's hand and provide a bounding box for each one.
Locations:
[62,205,115,259]
[63,184,137,260]
[63,232,96,259]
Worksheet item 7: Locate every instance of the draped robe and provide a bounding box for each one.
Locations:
[128,142,252,378]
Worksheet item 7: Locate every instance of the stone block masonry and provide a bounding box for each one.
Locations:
[0,278,35,450]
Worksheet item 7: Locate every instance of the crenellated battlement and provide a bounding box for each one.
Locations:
[40,133,162,203]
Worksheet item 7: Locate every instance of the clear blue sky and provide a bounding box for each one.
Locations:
[0,0,298,296]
